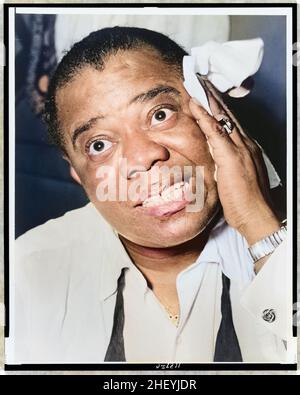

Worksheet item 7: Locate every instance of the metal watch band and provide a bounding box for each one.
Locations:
[248,224,287,263]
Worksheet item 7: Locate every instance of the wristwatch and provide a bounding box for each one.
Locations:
[248,221,287,263]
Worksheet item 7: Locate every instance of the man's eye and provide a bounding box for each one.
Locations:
[87,140,113,156]
[150,108,175,126]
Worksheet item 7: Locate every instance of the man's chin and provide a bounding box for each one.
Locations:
[121,209,219,249]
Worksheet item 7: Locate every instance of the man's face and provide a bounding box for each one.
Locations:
[56,49,219,247]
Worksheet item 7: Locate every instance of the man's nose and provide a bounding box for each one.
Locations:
[121,132,170,179]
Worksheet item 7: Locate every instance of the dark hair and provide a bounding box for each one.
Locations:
[43,26,188,152]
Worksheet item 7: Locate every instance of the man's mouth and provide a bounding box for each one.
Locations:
[142,181,188,206]
[136,180,193,217]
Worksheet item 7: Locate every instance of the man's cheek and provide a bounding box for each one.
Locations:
[85,168,126,206]
[159,121,211,165]
[71,160,107,198]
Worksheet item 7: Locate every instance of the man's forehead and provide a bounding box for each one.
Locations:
[57,54,183,107]
[60,49,182,92]
[103,47,174,71]
[55,49,185,134]
[56,71,182,113]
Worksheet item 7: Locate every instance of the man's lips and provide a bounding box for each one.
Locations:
[133,179,191,208]
[134,180,177,208]
[134,180,194,217]
[138,199,190,217]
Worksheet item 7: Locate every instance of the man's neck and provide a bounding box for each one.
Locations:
[119,215,219,290]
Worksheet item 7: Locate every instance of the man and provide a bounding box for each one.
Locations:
[10,27,292,363]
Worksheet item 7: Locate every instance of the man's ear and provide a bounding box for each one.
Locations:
[70,166,82,185]
[62,154,82,185]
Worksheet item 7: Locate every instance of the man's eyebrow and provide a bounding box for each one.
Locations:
[71,116,104,148]
[71,85,180,147]
[130,85,181,104]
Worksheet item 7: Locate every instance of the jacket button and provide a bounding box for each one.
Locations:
[262,308,276,323]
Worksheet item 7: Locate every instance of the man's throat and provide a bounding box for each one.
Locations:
[119,228,210,281]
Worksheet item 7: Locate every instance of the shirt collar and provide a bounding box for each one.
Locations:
[85,203,225,301]
[84,204,132,301]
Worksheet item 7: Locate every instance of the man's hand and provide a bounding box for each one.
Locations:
[189,97,281,246]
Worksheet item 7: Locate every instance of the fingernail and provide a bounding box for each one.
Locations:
[191,97,202,107]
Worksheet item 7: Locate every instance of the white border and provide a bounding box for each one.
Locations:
[286,8,293,301]
[285,8,295,363]
[6,6,16,363]
[6,5,296,365]
[15,6,292,16]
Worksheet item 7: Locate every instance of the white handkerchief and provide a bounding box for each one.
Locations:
[183,56,212,115]
[182,38,281,189]
[184,38,264,94]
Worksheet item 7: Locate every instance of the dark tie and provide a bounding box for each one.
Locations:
[104,268,126,361]
[213,273,243,362]
[104,270,242,362]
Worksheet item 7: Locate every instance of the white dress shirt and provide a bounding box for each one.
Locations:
[7,203,295,364]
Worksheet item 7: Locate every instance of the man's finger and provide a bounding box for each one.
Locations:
[190,96,248,150]
[189,98,235,151]
[201,83,248,148]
